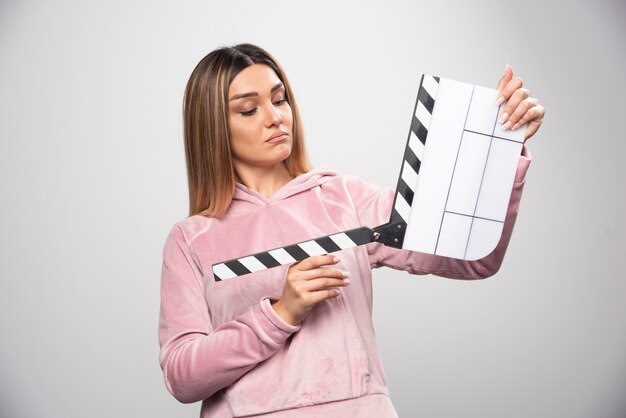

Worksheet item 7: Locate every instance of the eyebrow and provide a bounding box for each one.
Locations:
[229,82,284,101]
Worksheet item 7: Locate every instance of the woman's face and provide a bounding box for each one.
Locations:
[227,63,293,173]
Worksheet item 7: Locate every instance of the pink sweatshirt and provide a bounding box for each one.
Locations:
[159,150,531,417]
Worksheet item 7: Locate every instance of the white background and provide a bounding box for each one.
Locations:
[1,1,624,417]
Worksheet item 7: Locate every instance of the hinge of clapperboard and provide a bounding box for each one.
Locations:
[211,74,440,281]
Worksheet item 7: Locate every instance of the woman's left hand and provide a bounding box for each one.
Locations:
[495,64,545,141]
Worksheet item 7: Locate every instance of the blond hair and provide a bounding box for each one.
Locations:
[183,44,310,217]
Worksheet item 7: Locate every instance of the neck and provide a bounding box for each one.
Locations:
[234,162,294,198]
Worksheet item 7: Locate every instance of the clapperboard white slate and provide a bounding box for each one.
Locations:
[212,75,526,281]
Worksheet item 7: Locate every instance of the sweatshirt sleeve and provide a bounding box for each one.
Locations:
[347,146,532,280]
[158,224,301,404]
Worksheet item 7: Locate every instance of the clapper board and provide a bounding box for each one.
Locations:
[212,75,526,281]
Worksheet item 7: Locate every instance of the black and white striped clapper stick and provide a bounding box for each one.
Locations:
[212,75,440,281]
[212,227,374,281]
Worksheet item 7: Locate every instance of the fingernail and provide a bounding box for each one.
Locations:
[499,112,509,123]
[333,256,340,262]
[496,96,505,105]
[343,278,351,284]
[502,121,512,130]
[505,63,511,72]
[512,123,520,131]
[342,271,350,278]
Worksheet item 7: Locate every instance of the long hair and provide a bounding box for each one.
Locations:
[183,43,310,217]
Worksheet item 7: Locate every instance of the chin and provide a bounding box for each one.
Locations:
[275,145,292,161]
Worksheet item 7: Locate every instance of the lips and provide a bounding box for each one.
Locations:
[266,131,289,143]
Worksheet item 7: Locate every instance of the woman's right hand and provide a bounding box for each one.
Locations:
[271,255,351,326]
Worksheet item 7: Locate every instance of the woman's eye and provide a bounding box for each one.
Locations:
[274,98,287,106]
[240,108,257,116]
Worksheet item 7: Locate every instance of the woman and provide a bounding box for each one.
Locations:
[159,43,544,417]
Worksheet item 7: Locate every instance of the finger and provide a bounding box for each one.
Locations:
[496,64,513,94]
[522,105,545,141]
[496,76,523,106]
[502,96,537,131]
[308,289,341,304]
[524,121,542,141]
[299,267,349,281]
[293,254,340,271]
[498,87,530,127]
[303,277,350,293]
[509,101,542,132]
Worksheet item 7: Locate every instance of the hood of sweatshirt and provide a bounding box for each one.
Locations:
[230,166,338,207]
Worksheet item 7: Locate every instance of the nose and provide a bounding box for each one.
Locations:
[265,103,283,127]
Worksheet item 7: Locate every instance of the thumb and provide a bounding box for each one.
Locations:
[496,63,513,92]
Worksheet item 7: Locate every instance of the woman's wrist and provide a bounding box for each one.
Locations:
[270,300,299,326]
